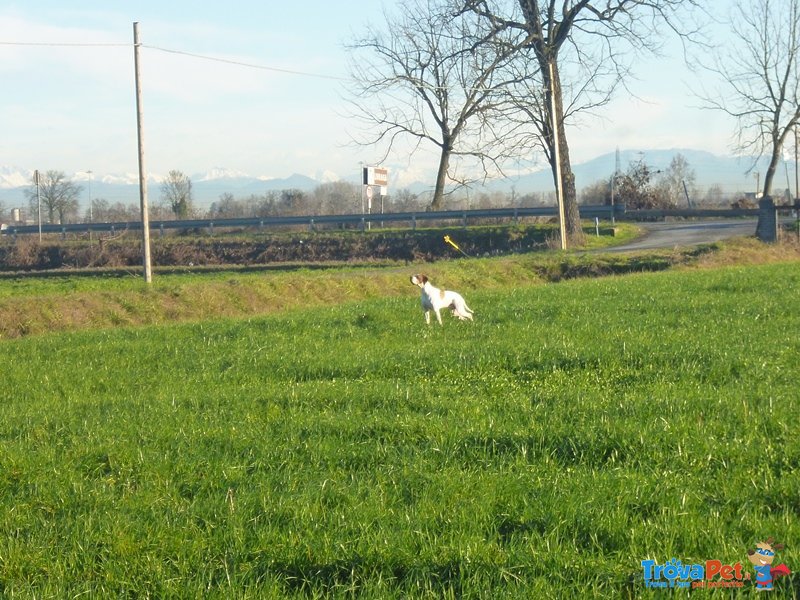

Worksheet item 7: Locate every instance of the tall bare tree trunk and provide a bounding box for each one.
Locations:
[762,154,779,199]
[762,126,795,199]
[543,58,583,241]
[430,143,451,211]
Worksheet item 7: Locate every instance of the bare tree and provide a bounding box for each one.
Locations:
[278,190,310,216]
[160,170,194,219]
[24,170,82,224]
[254,192,281,218]
[656,153,697,207]
[208,193,241,219]
[579,178,613,205]
[461,0,703,240]
[88,199,140,222]
[698,0,800,200]
[615,158,673,210]
[346,0,520,210]
[703,184,726,207]
[309,181,361,215]
[391,189,425,211]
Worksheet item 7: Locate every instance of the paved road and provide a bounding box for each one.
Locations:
[606,219,760,252]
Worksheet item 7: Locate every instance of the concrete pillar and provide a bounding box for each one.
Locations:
[756,197,778,243]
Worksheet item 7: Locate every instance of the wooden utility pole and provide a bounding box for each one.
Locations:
[795,124,798,202]
[34,169,42,242]
[548,60,567,250]
[133,22,153,283]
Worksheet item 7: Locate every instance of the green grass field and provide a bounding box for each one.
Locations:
[1,260,799,597]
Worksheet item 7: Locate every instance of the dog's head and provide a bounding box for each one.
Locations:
[748,538,784,566]
[410,274,428,288]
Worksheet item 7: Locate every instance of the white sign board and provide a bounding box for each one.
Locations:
[363,166,389,188]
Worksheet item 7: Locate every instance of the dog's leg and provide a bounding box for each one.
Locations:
[459,302,474,321]
[450,296,474,321]
[424,310,431,325]
[434,308,443,326]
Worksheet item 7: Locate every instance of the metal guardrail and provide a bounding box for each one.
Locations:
[2,204,624,236]
[625,208,760,219]
[3,204,772,237]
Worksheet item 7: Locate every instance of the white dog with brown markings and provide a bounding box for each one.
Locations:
[410,274,474,325]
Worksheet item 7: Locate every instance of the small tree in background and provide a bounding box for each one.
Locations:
[160,170,194,219]
[703,185,726,207]
[88,199,139,222]
[579,179,613,205]
[656,153,697,208]
[309,181,360,215]
[615,159,672,210]
[24,170,82,224]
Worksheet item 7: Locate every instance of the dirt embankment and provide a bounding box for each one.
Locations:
[0,227,552,271]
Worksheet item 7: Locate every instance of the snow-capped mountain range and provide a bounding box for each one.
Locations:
[0,149,794,209]
[0,166,324,207]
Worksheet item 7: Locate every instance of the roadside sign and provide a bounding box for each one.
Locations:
[373,167,388,187]
[363,166,389,187]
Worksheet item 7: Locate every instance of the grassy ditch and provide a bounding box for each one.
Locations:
[1,261,798,597]
[0,239,730,339]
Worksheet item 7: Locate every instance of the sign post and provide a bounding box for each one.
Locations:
[365,185,374,229]
[362,166,389,231]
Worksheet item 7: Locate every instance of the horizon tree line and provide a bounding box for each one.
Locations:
[11,151,784,228]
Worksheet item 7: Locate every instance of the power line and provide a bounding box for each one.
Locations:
[0,39,353,82]
[0,41,128,47]
[0,39,497,91]
[142,45,496,94]
[142,44,353,82]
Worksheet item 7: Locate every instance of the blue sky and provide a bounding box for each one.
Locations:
[0,1,743,190]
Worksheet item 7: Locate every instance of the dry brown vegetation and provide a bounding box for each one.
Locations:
[0,225,575,271]
[687,234,800,268]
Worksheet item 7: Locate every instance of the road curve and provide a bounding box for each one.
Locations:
[605,219,759,252]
